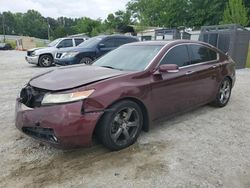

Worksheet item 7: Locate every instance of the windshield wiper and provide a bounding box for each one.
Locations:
[101,66,116,69]
[101,66,124,71]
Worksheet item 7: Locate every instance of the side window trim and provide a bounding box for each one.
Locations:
[155,43,219,70]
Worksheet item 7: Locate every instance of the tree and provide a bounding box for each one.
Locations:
[189,0,228,27]
[127,0,229,28]
[104,10,135,33]
[22,10,47,39]
[73,17,103,37]
[222,0,249,26]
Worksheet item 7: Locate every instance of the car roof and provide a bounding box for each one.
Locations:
[95,34,138,39]
[124,40,214,47]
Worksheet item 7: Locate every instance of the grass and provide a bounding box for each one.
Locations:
[246,43,250,68]
[35,40,47,48]
[5,39,17,49]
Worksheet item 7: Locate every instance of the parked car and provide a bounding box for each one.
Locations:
[25,37,87,67]
[16,40,235,151]
[0,43,12,50]
[54,35,139,65]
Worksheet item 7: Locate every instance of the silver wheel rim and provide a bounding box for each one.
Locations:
[41,56,52,66]
[219,79,231,104]
[110,107,140,146]
[80,57,92,65]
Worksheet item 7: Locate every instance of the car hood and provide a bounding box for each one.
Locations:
[29,65,129,91]
[28,47,57,53]
[57,47,93,53]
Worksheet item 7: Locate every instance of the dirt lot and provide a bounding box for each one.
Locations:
[0,50,250,188]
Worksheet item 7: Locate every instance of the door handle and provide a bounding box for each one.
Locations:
[211,65,218,69]
[185,71,195,75]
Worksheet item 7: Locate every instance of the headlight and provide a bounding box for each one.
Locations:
[61,52,79,59]
[42,89,95,105]
[31,51,38,56]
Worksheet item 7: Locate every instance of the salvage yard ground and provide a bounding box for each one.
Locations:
[0,50,250,188]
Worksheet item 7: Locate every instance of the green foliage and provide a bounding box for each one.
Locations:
[127,0,229,28]
[5,39,16,49]
[0,0,249,39]
[222,0,249,26]
[189,0,228,27]
[73,17,103,36]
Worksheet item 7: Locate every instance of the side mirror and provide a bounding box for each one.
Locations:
[158,64,179,73]
[98,43,105,49]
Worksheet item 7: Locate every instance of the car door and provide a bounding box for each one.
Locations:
[185,44,221,105]
[97,38,116,58]
[151,44,195,119]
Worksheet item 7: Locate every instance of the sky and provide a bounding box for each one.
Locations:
[0,0,130,19]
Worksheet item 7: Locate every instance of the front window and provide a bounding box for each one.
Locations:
[57,39,73,48]
[160,45,190,67]
[93,45,163,71]
[48,38,61,47]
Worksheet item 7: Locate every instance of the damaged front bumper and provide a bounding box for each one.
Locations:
[15,99,103,149]
[25,55,39,65]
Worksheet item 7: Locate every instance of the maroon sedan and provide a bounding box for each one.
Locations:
[15,40,235,150]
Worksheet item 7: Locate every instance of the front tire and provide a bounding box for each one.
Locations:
[97,100,143,151]
[212,77,232,107]
[38,55,53,67]
[79,57,93,65]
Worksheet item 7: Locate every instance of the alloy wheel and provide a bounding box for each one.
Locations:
[219,79,231,105]
[40,56,52,67]
[110,107,140,146]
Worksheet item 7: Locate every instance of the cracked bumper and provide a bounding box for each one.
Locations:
[15,100,103,149]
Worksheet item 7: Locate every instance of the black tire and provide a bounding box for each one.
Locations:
[97,100,143,151]
[211,77,232,107]
[79,57,93,65]
[38,54,53,67]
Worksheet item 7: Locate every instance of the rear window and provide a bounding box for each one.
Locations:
[74,38,84,46]
[189,44,217,64]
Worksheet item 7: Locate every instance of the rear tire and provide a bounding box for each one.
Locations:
[39,55,53,67]
[211,77,232,107]
[97,100,143,151]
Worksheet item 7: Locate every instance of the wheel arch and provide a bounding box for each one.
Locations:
[93,97,150,138]
[39,53,54,61]
[225,76,233,86]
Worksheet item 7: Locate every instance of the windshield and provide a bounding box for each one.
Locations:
[93,45,163,71]
[48,38,61,47]
[78,36,103,48]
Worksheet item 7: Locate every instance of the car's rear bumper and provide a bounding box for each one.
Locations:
[25,55,39,65]
[15,99,103,149]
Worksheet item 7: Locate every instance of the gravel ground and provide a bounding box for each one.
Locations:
[0,50,250,188]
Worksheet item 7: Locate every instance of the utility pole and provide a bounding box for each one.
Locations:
[47,18,50,40]
[2,13,6,42]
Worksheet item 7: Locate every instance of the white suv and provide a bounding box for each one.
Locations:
[25,37,87,67]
